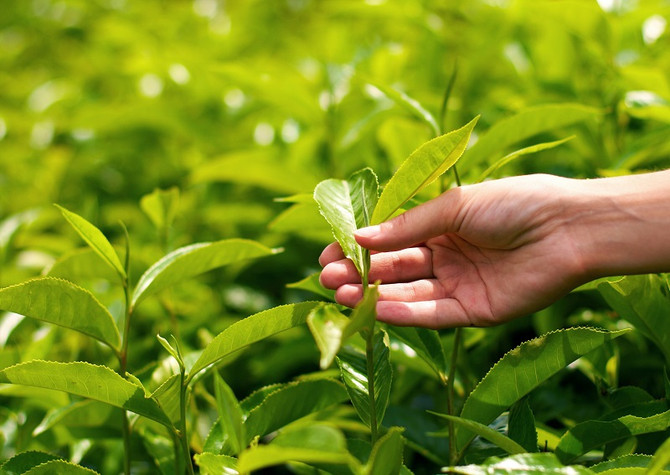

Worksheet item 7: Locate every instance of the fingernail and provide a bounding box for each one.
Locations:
[355,225,380,239]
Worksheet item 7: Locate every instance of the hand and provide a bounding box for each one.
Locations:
[319,174,588,329]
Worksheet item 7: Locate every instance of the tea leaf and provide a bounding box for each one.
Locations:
[22,460,100,474]
[45,248,123,282]
[337,330,392,428]
[555,407,670,464]
[460,103,599,170]
[648,437,670,475]
[140,187,179,231]
[194,453,238,475]
[447,453,595,475]
[243,379,348,444]
[55,205,126,280]
[429,412,526,455]
[287,272,335,300]
[0,277,120,351]
[0,451,61,474]
[508,397,538,453]
[0,361,173,427]
[213,373,245,456]
[456,327,630,453]
[188,302,320,378]
[151,373,181,423]
[371,116,478,224]
[132,239,279,310]
[366,426,405,475]
[590,454,653,473]
[386,326,447,381]
[371,82,440,136]
[314,168,379,277]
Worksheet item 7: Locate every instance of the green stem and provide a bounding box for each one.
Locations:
[119,222,133,475]
[365,330,378,445]
[179,372,195,475]
[447,327,462,465]
[122,412,131,475]
[439,60,458,134]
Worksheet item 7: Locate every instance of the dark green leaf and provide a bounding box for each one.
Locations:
[386,326,447,381]
[0,451,61,475]
[508,397,538,453]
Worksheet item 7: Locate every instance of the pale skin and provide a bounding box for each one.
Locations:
[319,171,670,329]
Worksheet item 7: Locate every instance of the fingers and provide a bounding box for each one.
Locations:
[375,300,473,329]
[319,242,345,267]
[355,186,467,252]
[319,247,434,289]
[335,279,447,306]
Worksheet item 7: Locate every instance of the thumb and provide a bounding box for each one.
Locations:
[355,187,466,251]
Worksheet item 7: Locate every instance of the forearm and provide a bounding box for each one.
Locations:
[566,170,670,279]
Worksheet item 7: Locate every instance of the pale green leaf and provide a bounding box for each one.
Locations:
[214,373,245,456]
[648,437,670,475]
[456,327,630,453]
[366,426,405,475]
[337,330,392,428]
[429,412,526,455]
[156,334,184,370]
[371,82,440,136]
[140,187,179,231]
[150,373,181,423]
[268,201,334,243]
[0,451,61,475]
[287,272,335,300]
[22,460,100,474]
[188,302,320,379]
[447,453,595,475]
[194,453,238,475]
[237,446,351,473]
[314,168,379,277]
[476,136,574,182]
[0,361,172,427]
[371,116,478,224]
[590,454,652,473]
[55,205,126,280]
[0,277,120,350]
[45,248,122,282]
[132,239,279,309]
[460,103,599,170]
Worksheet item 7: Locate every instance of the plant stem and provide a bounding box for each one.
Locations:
[119,223,133,475]
[365,330,378,445]
[447,327,462,466]
[179,372,195,475]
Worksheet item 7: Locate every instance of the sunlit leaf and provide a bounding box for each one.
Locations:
[55,205,126,280]
[371,82,440,136]
[366,426,405,475]
[590,454,653,473]
[0,361,172,427]
[188,302,320,378]
[648,437,670,474]
[371,116,478,224]
[45,248,123,282]
[287,272,335,300]
[140,187,180,231]
[22,460,100,474]
[447,453,595,475]
[455,327,630,453]
[194,453,238,475]
[0,277,120,350]
[132,239,279,309]
[314,167,379,277]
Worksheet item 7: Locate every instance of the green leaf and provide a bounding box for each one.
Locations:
[243,379,348,444]
[45,248,124,282]
[188,301,320,379]
[0,451,61,475]
[150,373,181,423]
[131,239,279,310]
[55,205,126,280]
[460,103,599,170]
[371,116,478,225]
[476,136,574,182]
[139,427,182,475]
[455,327,630,453]
[156,334,184,371]
[0,361,173,428]
[140,187,179,231]
[648,437,670,474]
[508,397,538,453]
[287,272,336,300]
[590,454,653,473]
[22,460,100,474]
[429,413,526,455]
[555,407,670,464]
[214,373,245,456]
[447,453,595,475]
[337,330,392,428]
[370,82,440,136]
[313,167,379,277]
[366,426,405,475]
[33,400,119,437]
[0,277,120,350]
[193,453,238,475]
[597,275,670,364]
[386,326,447,381]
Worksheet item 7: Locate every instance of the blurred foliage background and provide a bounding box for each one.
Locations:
[1,0,670,471]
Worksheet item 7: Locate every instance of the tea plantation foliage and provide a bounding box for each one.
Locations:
[1,1,670,474]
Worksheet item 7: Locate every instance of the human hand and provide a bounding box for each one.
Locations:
[319,174,588,329]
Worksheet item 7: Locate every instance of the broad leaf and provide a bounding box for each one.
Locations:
[459,103,599,170]
[214,373,245,456]
[386,326,447,381]
[132,239,279,309]
[476,136,574,182]
[371,82,440,136]
[22,460,100,474]
[0,451,61,474]
[188,301,320,378]
[371,116,478,224]
[447,453,595,475]
[314,168,379,277]
[337,330,392,428]
[597,275,670,364]
[55,205,126,280]
[429,412,526,455]
[455,327,629,453]
[366,426,405,475]
[243,379,348,444]
[555,407,670,464]
[0,361,172,427]
[194,453,238,475]
[508,397,538,453]
[0,277,120,350]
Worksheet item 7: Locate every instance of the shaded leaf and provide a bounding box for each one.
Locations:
[214,373,245,456]
[386,326,447,381]
[22,460,100,474]
[314,168,379,277]
[447,453,595,475]
[456,327,630,453]
[0,451,61,475]
[55,205,125,280]
[366,426,405,475]
[287,272,335,300]
[0,278,120,350]
[508,397,538,453]
[648,437,670,474]
[0,361,173,427]
[337,330,392,428]
[371,116,478,224]
[188,301,320,378]
[132,239,279,309]
[32,400,120,437]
